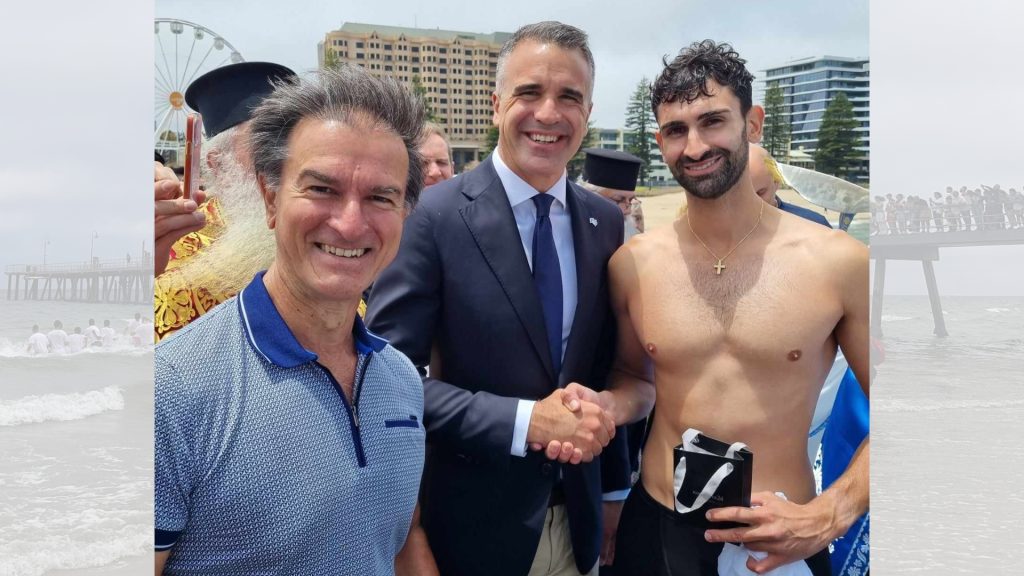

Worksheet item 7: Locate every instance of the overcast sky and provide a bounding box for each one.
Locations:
[3,0,1021,296]
[154,0,869,129]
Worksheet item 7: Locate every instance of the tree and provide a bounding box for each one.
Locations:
[814,92,860,177]
[482,125,499,157]
[567,121,598,181]
[411,75,437,122]
[624,77,655,186]
[322,45,340,70]
[761,83,790,159]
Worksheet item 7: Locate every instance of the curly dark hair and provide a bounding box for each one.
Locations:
[650,40,754,121]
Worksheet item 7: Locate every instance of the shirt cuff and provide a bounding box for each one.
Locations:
[602,489,630,502]
[511,399,536,457]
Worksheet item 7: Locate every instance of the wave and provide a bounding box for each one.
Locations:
[881,315,914,322]
[0,338,152,359]
[0,523,150,576]
[985,307,1013,313]
[875,398,1024,413]
[0,386,124,426]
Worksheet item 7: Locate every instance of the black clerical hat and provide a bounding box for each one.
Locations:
[184,62,296,138]
[582,148,642,191]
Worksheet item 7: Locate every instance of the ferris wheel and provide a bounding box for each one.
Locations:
[154,18,244,167]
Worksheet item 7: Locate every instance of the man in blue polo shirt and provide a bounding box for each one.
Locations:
[155,65,434,575]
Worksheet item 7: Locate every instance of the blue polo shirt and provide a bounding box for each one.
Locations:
[155,272,424,575]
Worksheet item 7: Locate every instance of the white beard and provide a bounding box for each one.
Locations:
[173,149,276,298]
[624,215,641,240]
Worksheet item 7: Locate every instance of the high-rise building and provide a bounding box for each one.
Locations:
[319,22,511,170]
[762,56,870,182]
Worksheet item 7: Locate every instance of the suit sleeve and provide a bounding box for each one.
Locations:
[367,201,519,469]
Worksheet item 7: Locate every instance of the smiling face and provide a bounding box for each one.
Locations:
[654,80,763,200]
[260,117,409,308]
[492,40,593,191]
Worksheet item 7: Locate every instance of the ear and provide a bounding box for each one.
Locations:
[492,92,501,124]
[745,105,765,143]
[654,129,664,151]
[258,174,278,230]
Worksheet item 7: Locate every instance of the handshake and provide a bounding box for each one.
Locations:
[526,383,619,465]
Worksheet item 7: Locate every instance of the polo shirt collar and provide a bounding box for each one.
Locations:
[238,271,388,368]
[493,146,568,209]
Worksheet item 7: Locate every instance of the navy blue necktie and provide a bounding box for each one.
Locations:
[532,193,563,376]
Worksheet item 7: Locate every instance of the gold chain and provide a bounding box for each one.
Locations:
[686,200,765,275]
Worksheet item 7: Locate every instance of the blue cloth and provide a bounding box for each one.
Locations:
[155,272,424,575]
[822,368,870,576]
[532,193,564,375]
[777,196,832,228]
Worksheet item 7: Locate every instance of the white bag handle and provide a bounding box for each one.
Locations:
[673,428,747,514]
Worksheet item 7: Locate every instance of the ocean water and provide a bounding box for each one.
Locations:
[0,292,152,575]
[873,295,1024,573]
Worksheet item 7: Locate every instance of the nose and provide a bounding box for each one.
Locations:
[684,128,711,161]
[535,97,561,125]
[425,161,441,185]
[329,196,370,238]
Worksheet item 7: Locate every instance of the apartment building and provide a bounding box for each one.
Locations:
[320,22,511,170]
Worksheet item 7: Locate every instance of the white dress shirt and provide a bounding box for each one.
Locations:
[492,149,578,459]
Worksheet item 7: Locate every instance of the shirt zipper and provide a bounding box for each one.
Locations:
[317,353,373,468]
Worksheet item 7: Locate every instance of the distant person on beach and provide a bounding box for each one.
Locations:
[558,40,869,575]
[46,321,68,354]
[420,122,454,187]
[27,325,49,355]
[125,313,141,338]
[154,62,297,342]
[66,327,87,353]
[100,320,117,348]
[84,319,102,347]
[155,65,434,575]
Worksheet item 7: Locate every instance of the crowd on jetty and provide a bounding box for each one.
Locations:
[872,184,1024,235]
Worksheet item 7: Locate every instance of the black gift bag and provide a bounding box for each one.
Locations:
[672,428,753,529]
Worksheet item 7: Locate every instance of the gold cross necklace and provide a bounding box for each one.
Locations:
[686,200,764,275]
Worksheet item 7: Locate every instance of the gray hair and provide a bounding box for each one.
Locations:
[495,21,595,96]
[249,65,425,208]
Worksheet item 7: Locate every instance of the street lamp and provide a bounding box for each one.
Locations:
[43,238,50,267]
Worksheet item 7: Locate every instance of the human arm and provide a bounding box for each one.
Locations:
[561,244,656,426]
[705,234,870,573]
[155,551,169,575]
[154,161,207,276]
[366,201,612,467]
[395,504,439,576]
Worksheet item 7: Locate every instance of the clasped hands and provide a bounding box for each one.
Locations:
[526,383,616,465]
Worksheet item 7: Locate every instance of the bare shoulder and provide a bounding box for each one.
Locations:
[776,212,867,269]
[609,225,679,296]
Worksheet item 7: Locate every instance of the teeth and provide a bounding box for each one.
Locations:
[687,158,718,171]
[321,244,366,258]
[530,134,559,143]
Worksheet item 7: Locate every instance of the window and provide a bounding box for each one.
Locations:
[356,41,364,48]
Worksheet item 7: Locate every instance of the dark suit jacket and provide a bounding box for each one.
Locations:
[367,157,630,576]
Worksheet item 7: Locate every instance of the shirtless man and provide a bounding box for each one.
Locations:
[563,40,869,575]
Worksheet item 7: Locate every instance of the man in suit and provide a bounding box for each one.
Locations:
[367,21,630,576]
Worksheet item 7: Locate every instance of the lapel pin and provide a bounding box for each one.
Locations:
[589,217,598,227]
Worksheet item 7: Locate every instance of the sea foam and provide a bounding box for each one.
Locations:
[0,386,124,426]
